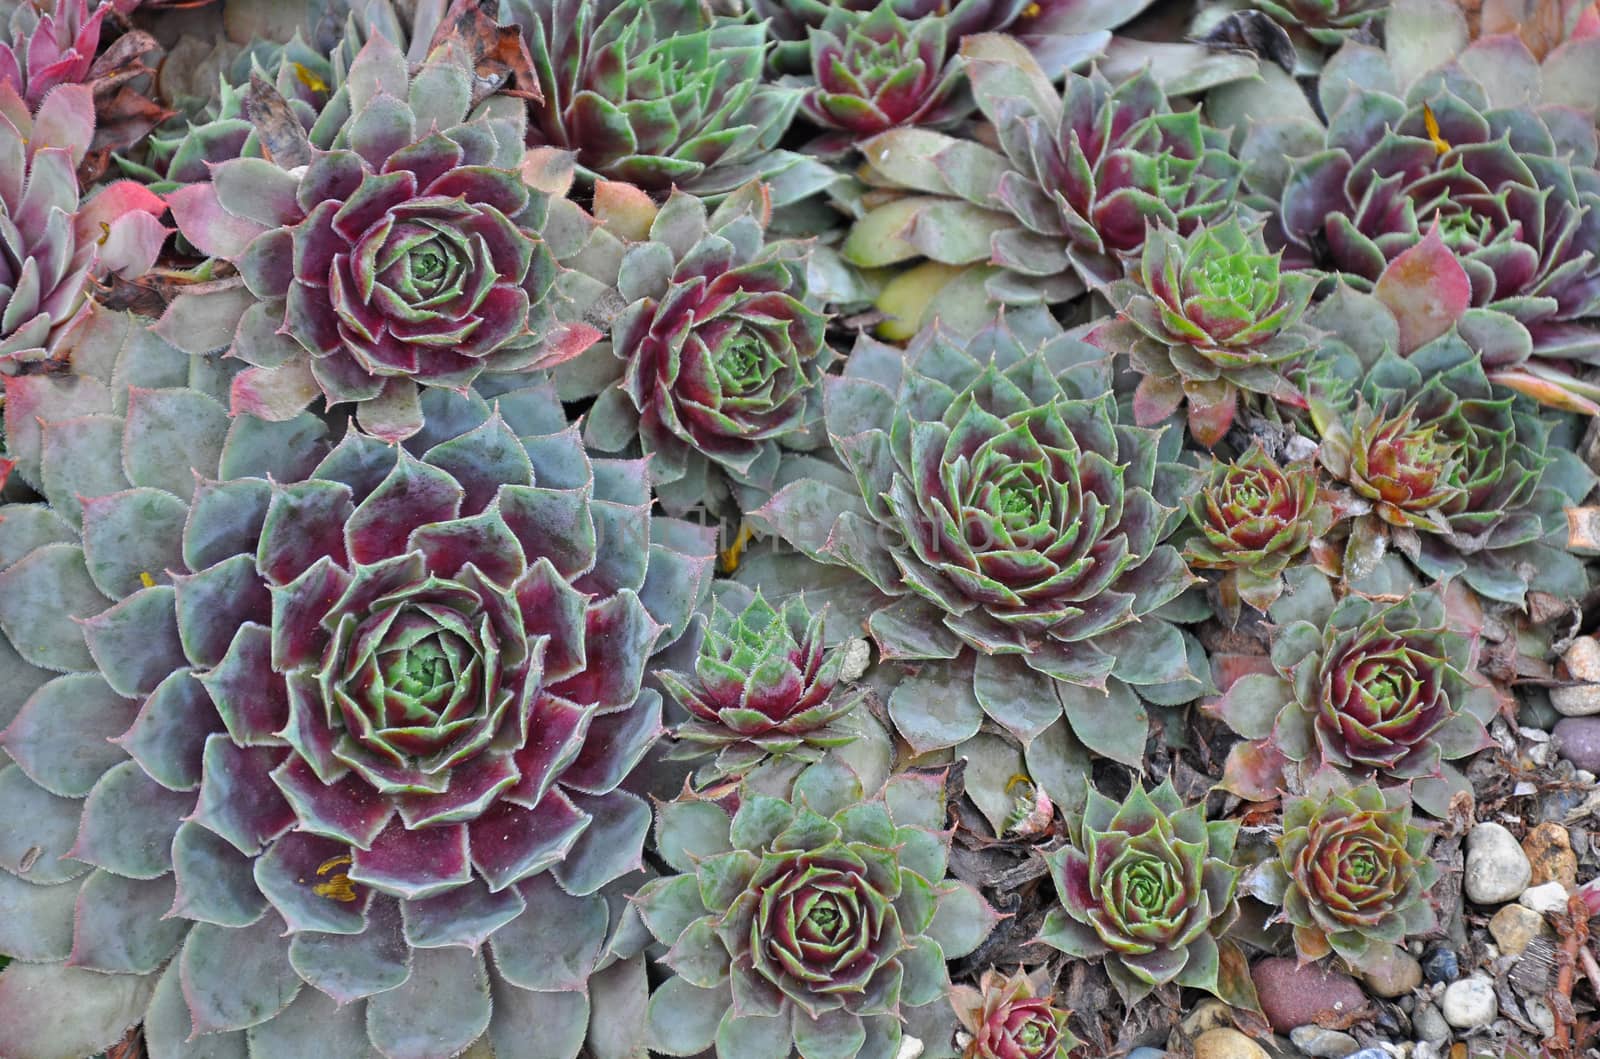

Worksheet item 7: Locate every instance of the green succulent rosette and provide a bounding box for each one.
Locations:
[843,34,1243,320]
[1248,773,1438,972]
[1089,218,1317,447]
[659,585,863,781]
[567,183,830,513]
[751,314,1205,766]
[636,760,997,1059]
[794,1,969,156]
[1309,332,1593,605]
[1209,566,1499,817]
[1184,443,1333,621]
[754,0,1034,71]
[1244,23,1600,388]
[1039,780,1249,1007]
[504,0,835,205]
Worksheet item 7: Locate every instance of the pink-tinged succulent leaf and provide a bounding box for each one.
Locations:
[179,916,303,1035]
[230,360,323,421]
[1373,222,1471,355]
[0,963,154,1059]
[167,182,272,260]
[1219,739,1289,801]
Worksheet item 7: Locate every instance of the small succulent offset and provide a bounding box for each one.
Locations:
[0,314,715,1056]
[0,84,168,367]
[795,2,967,155]
[507,0,831,204]
[950,967,1081,1059]
[1249,774,1438,972]
[847,34,1242,314]
[1089,217,1317,447]
[1039,781,1246,1006]
[658,588,862,781]
[1209,568,1498,817]
[162,36,599,441]
[1184,444,1333,621]
[637,763,996,1059]
[575,183,830,512]
[753,315,1202,765]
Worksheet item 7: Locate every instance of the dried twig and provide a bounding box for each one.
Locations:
[1548,893,1592,1057]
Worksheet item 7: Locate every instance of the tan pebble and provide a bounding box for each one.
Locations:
[1180,998,1233,1037]
[1194,1028,1270,1059]
[1564,637,1600,683]
[1488,903,1550,956]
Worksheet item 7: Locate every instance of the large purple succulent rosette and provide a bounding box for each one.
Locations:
[1272,40,1600,363]
[0,308,714,1059]
[161,35,599,441]
[751,315,1203,766]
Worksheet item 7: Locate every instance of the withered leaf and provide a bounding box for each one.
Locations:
[428,0,543,108]
[1192,10,1298,75]
[244,73,313,170]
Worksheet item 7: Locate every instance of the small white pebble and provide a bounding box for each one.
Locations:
[1520,881,1571,915]
[894,1034,923,1059]
[1464,822,1532,904]
[838,637,872,682]
[1440,976,1497,1029]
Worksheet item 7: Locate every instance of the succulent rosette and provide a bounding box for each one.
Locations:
[504,0,833,205]
[794,1,968,154]
[1247,774,1438,971]
[0,307,715,1058]
[756,0,1029,70]
[1089,217,1318,446]
[0,84,168,367]
[752,315,1203,766]
[950,967,1080,1059]
[637,760,997,1059]
[659,585,862,780]
[1039,780,1247,1005]
[753,0,1158,74]
[1255,0,1387,43]
[844,34,1243,318]
[574,183,830,511]
[1209,566,1499,816]
[1184,443,1333,620]
[1269,39,1600,365]
[1310,332,1592,604]
[160,35,599,441]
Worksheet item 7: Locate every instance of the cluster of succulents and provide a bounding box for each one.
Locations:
[1,0,1598,1057]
